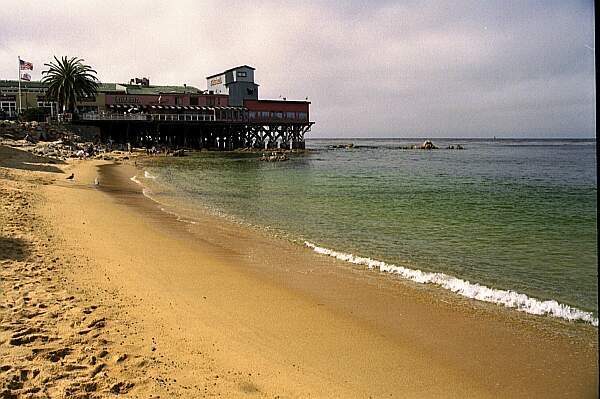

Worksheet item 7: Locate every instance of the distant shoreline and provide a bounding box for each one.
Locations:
[306,137,597,140]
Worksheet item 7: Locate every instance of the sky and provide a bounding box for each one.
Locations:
[0,0,595,138]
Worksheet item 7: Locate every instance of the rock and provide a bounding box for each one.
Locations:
[89,363,105,378]
[115,353,127,363]
[110,381,134,394]
[420,140,437,150]
[330,143,354,149]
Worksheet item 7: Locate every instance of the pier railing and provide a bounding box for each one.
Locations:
[80,113,217,122]
[78,112,311,124]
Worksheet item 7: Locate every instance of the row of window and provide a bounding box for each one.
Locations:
[1,101,55,109]
[190,97,225,106]
[0,101,16,116]
[0,87,47,93]
[38,101,55,108]
[0,101,60,117]
[247,111,307,121]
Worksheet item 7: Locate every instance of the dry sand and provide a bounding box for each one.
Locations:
[1,144,597,398]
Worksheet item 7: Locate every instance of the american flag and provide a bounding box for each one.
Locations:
[19,59,33,70]
[21,73,31,81]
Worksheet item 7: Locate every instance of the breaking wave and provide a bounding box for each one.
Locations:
[304,241,598,326]
[129,175,152,198]
[130,175,196,225]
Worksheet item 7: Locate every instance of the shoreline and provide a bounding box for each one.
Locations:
[135,154,598,326]
[100,159,598,395]
[2,145,598,397]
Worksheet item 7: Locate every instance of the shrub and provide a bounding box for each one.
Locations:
[20,107,48,122]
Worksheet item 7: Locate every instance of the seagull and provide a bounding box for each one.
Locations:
[66,173,74,180]
[94,177,99,185]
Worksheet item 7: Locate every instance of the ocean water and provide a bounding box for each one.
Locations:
[137,138,597,325]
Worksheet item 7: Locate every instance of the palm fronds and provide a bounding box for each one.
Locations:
[41,56,99,113]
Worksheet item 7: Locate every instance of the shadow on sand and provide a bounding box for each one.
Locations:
[0,146,65,174]
[0,236,31,261]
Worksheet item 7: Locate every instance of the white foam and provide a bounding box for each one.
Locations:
[144,170,157,179]
[131,175,198,225]
[304,241,598,327]
[130,175,154,199]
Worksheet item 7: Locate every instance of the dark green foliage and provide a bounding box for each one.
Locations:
[42,56,99,113]
[20,107,47,122]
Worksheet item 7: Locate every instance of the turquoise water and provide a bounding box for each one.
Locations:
[139,139,597,322]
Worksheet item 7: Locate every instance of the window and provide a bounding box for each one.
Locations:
[77,96,96,102]
[286,112,295,119]
[273,112,283,119]
[297,112,307,121]
[248,111,256,120]
[77,105,99,114]
[246,88,254,95]
[259,111,269,119]
[37,101,56,116]
[37,100,54,108]
[237,71,247,78]
[0,101,17,117]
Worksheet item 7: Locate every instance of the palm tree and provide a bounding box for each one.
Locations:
[41,56,99,114]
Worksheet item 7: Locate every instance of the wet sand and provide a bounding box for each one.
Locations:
[1,145,598,398]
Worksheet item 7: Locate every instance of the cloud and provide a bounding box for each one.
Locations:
[0,0,595,137]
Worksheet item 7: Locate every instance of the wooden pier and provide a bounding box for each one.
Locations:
[74,111,313,150]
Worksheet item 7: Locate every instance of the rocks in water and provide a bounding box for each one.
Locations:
[399,140,465,150]
[329,143,354,149]
[399,140,437,150]
[259,152,288,162]
[420,140,437,150]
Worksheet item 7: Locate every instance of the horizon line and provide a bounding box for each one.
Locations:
[306,137,597,140]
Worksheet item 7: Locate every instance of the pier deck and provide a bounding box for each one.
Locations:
[74,113,313,150]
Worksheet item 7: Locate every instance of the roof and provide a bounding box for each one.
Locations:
[106,104,242,111]
[124,84,201,95]
[206,65,255,79]
[0,80,48,90]
[97,83,126,93]
[246,99,310,104]
[0,80,201,95]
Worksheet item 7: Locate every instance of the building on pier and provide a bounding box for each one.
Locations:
[206,65,258,107]
[0,65,313,149]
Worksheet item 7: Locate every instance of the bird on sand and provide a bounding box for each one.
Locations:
[66,173,74,180]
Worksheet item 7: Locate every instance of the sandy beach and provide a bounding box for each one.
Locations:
[1,144,597,398]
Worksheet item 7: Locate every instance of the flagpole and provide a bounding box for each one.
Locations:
[17,56,22,115]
